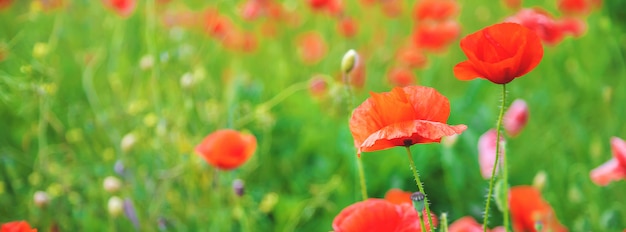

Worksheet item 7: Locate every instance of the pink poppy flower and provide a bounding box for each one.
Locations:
[478,129,505,179]
[590,137,626,186]
[503,99,529,137]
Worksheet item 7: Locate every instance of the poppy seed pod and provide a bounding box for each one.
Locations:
[410,192,426,215]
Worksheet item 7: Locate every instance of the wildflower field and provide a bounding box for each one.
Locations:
[1,0,626,231]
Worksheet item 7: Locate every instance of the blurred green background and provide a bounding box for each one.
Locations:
[1,0,625,231]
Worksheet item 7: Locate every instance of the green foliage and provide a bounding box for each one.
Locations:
[0,0,625,231]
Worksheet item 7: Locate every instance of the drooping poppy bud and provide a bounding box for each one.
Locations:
[503,99,529,137]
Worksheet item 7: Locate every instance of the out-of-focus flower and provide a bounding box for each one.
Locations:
[108,196,124,217]
[114,160,125,176]
[309,75,328,98]
[296,31,327,65]
[195,129,257,170]
[349,86,466,154]
[557,0,601,16]
[396,44,428,69]
[123,198,140,229]
[121,133,137,153]
[381,0,403,18]
[102,0,136,17]
[505,8,585,45]
[448,216,482,232]
[478,129,505,179]
[387,67,416,87]
[347,54,366,89]
[332,199,436,232]
[103,176,122,193]
[413,0,459,22]
[338,17,358,38]
[454,22,543,84]
[502,0,522,9]
[412,20,460,52]
[384,188,412,205]
[532,170,548,190]
[590,137,626,186]
[232,179,245,197]
[503,99,529,137]
[0,0,12,10]
[1,221,37,232]
[509,186,567,232]
[33,191,49,208]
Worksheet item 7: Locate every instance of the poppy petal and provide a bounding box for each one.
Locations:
[453,61,483,80]
[359,120,467,152]
[590,159,626,186]
[611,137,626,167]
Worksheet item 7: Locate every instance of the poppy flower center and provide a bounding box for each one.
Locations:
[403,139,413,146]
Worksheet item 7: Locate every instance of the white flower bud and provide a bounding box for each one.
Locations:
[33,191,49,208]
[103,176,122,193]
[108,196,124,217]
[341,49,359,74]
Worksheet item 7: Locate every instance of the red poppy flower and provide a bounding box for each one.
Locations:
[412,20,460,52]
[338,17,358,38]
[384,188,413,205]
[590,137,626,186]
[557,0,601,16]
[448,216,482,232]
[502,0,521,9]
[509,186,567,232]
[296,31,327,65]
[103,0,136,17]
[332,199,436,232]
[396,44,428,69]
[0,0,12,10]
[195,129,257,170]
[381,0,403,18]
[1,221,37,232]
[308,0,332,10]
[387,67,416,87]
[478,129,505,179]
[413,0,459,22]
[503,99,529,137]
[349,86,467,154]
[453,22,543,84]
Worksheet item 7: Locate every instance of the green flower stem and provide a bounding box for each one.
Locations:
[343,71,368,200]
[483,84,507,232]
[356,156,368,200]
[418,212,427,232]
[406,146,434,232]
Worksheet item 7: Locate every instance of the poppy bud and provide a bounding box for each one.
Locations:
[478,129,506,179]
[410,191,425,215]
[121,133,137,153]
[341,49,359,75]
[33,191,49,208]
[108,196,124,217]
[503,99,529,137]
[103,176,122,193]
[233,179,244,197]
[532,170,547,190]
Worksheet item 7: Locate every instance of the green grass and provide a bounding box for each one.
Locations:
[1,0,625,231]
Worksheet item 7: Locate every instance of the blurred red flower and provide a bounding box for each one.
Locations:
[296,32,327,65]
[453,22,543,84]
[103,0,136,17]
[384,188,413,205]
[478,129,505,179]
[396,44,428,69]
[332,199,436,232]
[557,0,601,16]
[338,17,358,38]
[590,137,626,186]
[349,86,466,154]
[348,55,366,89]
[503,99,529,137]
[509,186,567,232]
[1,221,37,232]
[448,216,482,232]
[413,0,459,22]
[502,0,521,9]
[195,129,257,170]
[505,8,586,45]
[308,75,328,98]
[387,67,416,87]
[412,20,460,52]
[0,0,12,10]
